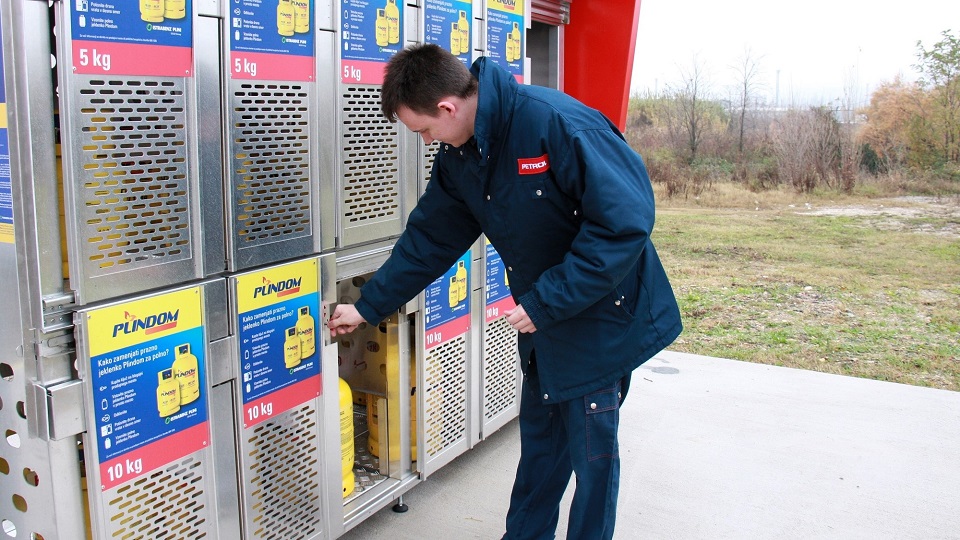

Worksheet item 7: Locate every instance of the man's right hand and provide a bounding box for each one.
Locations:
[328,304,367,337]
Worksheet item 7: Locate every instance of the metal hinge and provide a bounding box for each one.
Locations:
[41,291,77,331]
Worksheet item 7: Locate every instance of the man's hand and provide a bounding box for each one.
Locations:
[328,304,367,337]
[504,304,537,333]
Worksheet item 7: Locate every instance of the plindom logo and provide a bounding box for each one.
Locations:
[112,310,180,337]
[253,276,302,298]
[518,154,549,175]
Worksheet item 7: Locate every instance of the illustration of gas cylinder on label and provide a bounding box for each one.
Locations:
[164,0,185,19]
[506,22,521,62]
[296,306,316,359]
[292,0,310,33]
[456,259,468,302]
[284,326,301,368]
[173,344,200,405]
[140,0,165,23]
[277,0,295,37]
[375,9,389,47]
[448,276,459,307]
[384,0,400,44]
[458,10,470,54]
[157,368,181,417]
[449,22,461,55]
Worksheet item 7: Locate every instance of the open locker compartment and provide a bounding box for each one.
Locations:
[320,249,419,537]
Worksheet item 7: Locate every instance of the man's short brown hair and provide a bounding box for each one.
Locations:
[381,44,478,121]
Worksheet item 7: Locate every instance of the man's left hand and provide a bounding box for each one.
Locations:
[504,304,537,333]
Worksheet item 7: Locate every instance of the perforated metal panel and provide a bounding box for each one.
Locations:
[420,141,440,194]
[99,455,214,539]
[482,316,520,433]
[227,81,314,269]
[422,336,468,459]
[240,403,322,540]
[64,75,198,303]
[339,86,402,246]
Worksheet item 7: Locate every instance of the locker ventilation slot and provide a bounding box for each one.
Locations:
[424,336,468,457]
[246,404,321,539]
[422,141,440,187]
[74,78,191,275]
[104,456,210,539]
[231,83,311,245]
[484,317,519,420]
[341,87,401,224]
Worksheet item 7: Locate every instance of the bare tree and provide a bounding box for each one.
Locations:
[731,47,764,156]
[667,55,712,163]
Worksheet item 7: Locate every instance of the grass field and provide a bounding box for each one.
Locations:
[651,185,960,391]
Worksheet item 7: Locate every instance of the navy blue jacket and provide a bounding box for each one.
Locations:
[355,58,682,402]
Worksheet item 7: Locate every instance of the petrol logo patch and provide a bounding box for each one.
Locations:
[518,154,550,175]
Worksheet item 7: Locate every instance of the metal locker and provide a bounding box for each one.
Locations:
[415,250,479,477]
[227,254,329,540]
[73,280,225,540]
[222,0,328,271]
[334,0,419,249]
[485,0,529,82]
[1,9,86,537]
[480,238,521,438]
[55,0,224,306]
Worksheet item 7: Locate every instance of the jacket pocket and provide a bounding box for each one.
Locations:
[613,260,644,318]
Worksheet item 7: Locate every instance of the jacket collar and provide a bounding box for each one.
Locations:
[470,57,519,165]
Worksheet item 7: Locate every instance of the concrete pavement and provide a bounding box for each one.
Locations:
[339,351,960,539]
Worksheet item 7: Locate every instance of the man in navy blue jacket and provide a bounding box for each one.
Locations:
[329,44,682,539]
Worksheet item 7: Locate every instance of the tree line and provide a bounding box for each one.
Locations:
[626,30,960,197]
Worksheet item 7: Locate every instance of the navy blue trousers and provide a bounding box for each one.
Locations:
[503,358,626,540]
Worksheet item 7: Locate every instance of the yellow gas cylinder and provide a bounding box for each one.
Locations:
[284,327,301,369]
[292,0,310,33]
[156,368,181,417]
[375,8,389,47]
[140,0,165,23]
[511,22,521,58]
[456,259,467,302]
[449,22,461,56]
[458,10,470,54]
[173,344,200,405]
[384,0,400,44]
[164,0,185,19]
[448,275,459,308]
[366,390,417,460]
[339,378,355,497]
[296,306,316,359]
[276,0,295,37]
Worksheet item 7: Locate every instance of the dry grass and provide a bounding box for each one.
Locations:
[652,183,960,390]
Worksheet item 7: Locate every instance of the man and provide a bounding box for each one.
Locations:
[328,44,682,539]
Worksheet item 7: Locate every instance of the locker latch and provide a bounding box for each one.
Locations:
[28,379,86,441]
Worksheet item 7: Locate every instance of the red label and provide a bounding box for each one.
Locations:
[517,154,549,175]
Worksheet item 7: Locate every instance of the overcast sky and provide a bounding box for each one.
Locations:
[630,0,960,106]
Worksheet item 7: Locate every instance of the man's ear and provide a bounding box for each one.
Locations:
[437,100,457,116]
